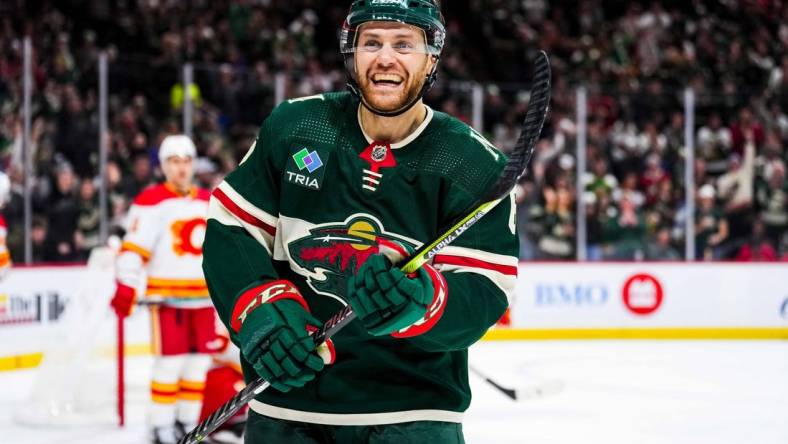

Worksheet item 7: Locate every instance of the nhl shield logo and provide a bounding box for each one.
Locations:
[371,144,387,162]
[359,141,397,192]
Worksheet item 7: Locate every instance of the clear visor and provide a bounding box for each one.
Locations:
[341,22,440,56]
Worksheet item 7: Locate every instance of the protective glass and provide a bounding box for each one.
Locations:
[341,22,440,56]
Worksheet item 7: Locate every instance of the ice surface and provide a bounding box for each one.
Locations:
[2,340,786,444]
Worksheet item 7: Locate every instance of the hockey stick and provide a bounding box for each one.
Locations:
[117,312,125,427]
[468,364,566,401]
[468,365,517,400]
[179,51,550,444]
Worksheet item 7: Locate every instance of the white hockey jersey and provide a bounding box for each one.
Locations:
[117,183,211,308]
[0,215,10,279]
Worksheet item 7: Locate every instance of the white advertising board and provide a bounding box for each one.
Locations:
[2,262,787,368]
[504,263,788,338]
[0,266,150,365]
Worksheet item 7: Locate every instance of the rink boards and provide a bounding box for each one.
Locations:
[503,262,788,339]
[1,262,787,371]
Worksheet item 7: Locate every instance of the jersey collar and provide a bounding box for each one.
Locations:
[357,104,434,149]
[164,182,198,198]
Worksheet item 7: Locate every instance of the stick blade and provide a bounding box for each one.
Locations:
[484,50,552,201]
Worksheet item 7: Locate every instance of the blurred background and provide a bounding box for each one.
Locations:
[1,0,786,265]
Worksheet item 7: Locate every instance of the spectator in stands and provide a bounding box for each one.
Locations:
[55,87,97,177]
[613,171,646,209]
[644,226,681,261]
[44,162,79,262]
[697,112,733,175]
[537,184,575,260]
[74,177,100,261]
[584,156,618,197]
[767,55,788,110]
[514,180,541,260]
[730,107,764,155]
[30,216,49,263]
[647,179,678,235]
[121,152,154,199]
[640,153,669,207]
[736,217,777,261]
[605,194,647,260]
[194,157,220,190]
[582,191,605,261]
[755,160,788,251]
[695,184,729,261]
[717,133,756,247]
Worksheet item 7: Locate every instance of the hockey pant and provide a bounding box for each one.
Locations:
[244,411,465,444]
[149,306,224,427]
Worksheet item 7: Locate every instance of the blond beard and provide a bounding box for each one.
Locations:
[356,53,432,113]
[358,76,425,113]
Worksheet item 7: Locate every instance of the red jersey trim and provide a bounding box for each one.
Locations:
[134,183,209,206]
[433,254,518,276]
[212,188,276,236]
[196,188,212,201]
[230,280,308,333]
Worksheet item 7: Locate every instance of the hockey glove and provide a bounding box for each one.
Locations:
[346,253,436,337]
[233,281,332,393]
[111,281,136,317]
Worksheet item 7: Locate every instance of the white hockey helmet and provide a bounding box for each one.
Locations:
[158,135,196,164]
[0,171,10,206]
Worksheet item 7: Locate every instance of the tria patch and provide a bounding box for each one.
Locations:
[358,141,397,192]
[285,146,329,190]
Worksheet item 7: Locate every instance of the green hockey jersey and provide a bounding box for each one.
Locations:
[203,91,519,425]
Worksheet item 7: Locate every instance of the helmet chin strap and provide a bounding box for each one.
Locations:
[347,60,439,118]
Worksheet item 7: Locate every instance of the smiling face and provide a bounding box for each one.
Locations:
[354,21,436,113]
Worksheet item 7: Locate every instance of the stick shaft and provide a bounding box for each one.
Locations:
[117,313,125,427]
[179,200,504,443]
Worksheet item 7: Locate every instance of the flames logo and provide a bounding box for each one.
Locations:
[287,215,416,303]
[171,218,207,256]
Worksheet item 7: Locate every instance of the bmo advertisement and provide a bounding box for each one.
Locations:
[505,263,788,339]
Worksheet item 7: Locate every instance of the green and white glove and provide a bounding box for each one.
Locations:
[230,280,334,392]
[346,242,446,337]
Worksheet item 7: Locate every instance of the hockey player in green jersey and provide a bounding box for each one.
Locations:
[202,1,519,442]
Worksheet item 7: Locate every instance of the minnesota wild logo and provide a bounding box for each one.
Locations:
[287,215,416,304]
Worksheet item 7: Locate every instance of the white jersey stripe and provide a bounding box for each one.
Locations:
[249,400,463,426]
[432,247,517,302]
[362,169,383,178]
[437,245,518,268]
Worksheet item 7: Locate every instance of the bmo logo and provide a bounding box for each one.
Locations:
[622,273,663,316]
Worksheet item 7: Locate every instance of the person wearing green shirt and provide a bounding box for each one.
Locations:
[202,1,519,442]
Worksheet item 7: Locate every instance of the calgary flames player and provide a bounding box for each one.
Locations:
[110,135,223,444]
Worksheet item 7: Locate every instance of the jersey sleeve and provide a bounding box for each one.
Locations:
[407,145,519,353]
[116,201,161,291]
[203,111,286,343]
